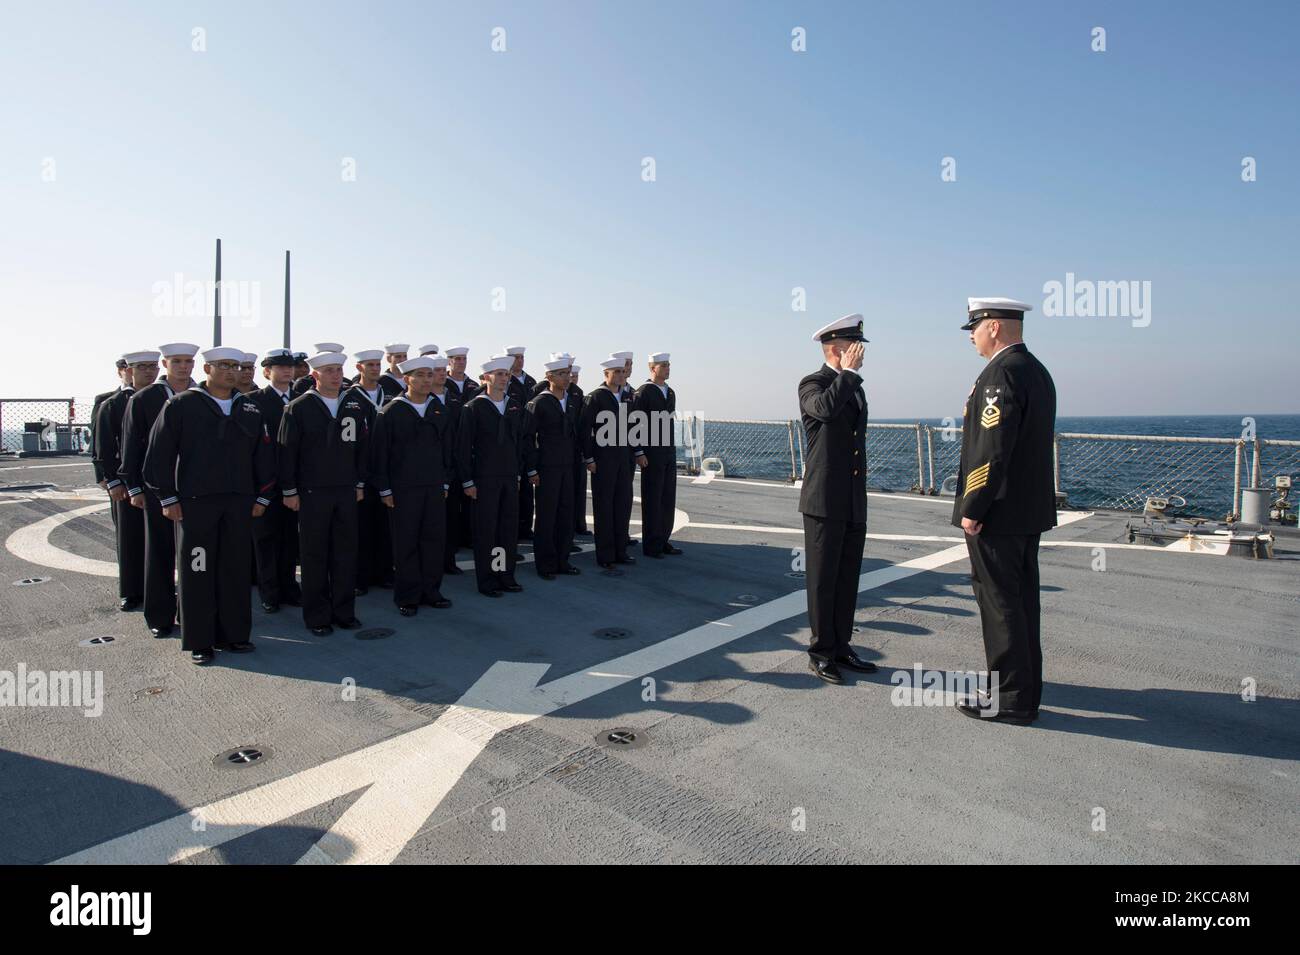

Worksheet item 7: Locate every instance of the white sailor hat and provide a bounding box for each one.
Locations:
[240,352,258,365]
[418,343,439,355]
[352,349,384,362]
[202,346,245,363]
[543,358,572,372]
[313,342,345,354]
[503,345,526,356]
[384,343,410,354]
[811,314,867,344]
[398,355,445,373]
[963,297,1032,330]
[600,357,625,371]
[481,355,513,374]
[649,352,670,363]
[570,364,581,374]
[611,351,633,361]
[307,352,347,369]
[547,351,573,365]
[122,349,160,365]
[444,345,469,357]
[261,348,296,367]
[158,342,200,358]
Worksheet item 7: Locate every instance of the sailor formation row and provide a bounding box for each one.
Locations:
[91,342,679,665]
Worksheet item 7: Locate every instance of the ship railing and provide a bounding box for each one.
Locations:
[4,400,1296,521]
[674,414,1300,520]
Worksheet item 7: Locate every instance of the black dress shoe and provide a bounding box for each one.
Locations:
[559,565,581,575]
[644,551,664,560]
[574,528,592,537]
[190,650,214,665]
[501,582,524,593]
[261,601,280,614]
[614,554,636,564]
[334,617,362,630]
[443,564,464,575]
[809,658,844,685]
[956,703,1037,726]
[662,544,682,555]
[119,597,142,612]
[354,586,369,597]
[834,651,878,673]
[310,624,333,636]
[479,588,503,598]
[150,625,173,638]
[225,641,256,653]
[399,605,418,617]
[568,544,582,554]
[424,595,452,609]
[538,571,556,580]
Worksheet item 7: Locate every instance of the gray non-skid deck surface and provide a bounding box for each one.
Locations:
[1,457,1296,864]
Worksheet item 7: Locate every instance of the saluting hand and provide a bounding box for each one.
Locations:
[842,342,865,372]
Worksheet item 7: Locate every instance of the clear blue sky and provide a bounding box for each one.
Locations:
[2,1,1296,419]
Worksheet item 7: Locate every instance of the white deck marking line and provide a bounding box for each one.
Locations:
[0,462,93,470]
[53,542,972,865]
[5,501,116,577]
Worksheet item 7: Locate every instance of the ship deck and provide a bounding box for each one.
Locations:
[1,454,1296,864]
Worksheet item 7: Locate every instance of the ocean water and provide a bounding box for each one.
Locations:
[694,414,1300,519]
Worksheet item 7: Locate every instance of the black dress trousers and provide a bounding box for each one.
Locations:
[965,532,1043,713]
[252,497,300,606]
[517,471,535,538]
[112,496,145,600]
[298,487,359,627]
[639,455,676,556]
[356,486,393,587]
[390,485,446,606]
[533,466,575,574]
[141,491,178,630]
[803,514,866,660]
[590,452,632,564]
[471,475,519,592]
[573,456,589,533]
[175,494,254,651]
[444,485,470,568]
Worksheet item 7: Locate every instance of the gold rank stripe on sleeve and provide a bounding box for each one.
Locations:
[963,462,990,496]
[980,399,1001,429]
